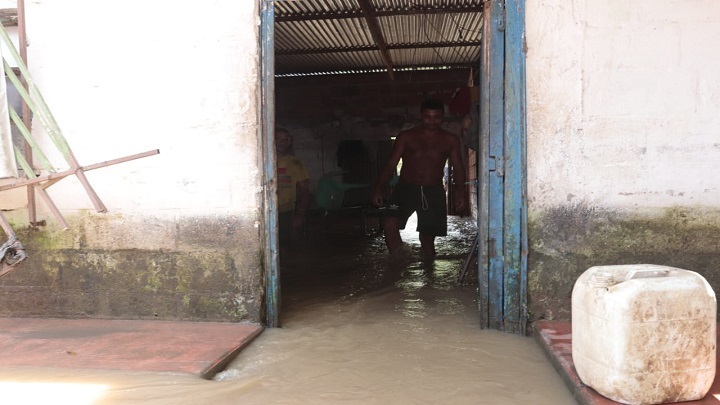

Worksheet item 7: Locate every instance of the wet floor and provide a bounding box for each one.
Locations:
[0,213,575,404]
[214,213,575,404]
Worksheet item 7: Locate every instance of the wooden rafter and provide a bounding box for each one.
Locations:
[357,0,394,81]
[275,5,484,23]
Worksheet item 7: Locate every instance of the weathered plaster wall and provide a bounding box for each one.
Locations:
[0,1,264,322]
[526,0,720,321]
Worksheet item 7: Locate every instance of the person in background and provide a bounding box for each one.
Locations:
[371,99,466,260]
[276,127,311,252]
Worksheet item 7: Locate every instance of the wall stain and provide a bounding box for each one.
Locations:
[0,214,264,323]
[528,204,720,323]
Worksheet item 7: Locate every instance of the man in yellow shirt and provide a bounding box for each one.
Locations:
[276,128,310,251]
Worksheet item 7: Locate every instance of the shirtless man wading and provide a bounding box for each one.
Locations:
[371,99,466,259]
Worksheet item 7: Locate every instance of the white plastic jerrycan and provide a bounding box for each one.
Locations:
[572,264,716,405]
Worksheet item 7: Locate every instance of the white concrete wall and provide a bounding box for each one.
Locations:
[526,0,720,210]
[10,1,261,223]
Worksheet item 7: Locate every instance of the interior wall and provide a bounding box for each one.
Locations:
[526,0,720,321]
[276,69,476,208]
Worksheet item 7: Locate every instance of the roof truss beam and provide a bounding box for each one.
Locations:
[275,63,475,77]
[357,0,395,80]
[275,5,484,23]
[276,40,483,56]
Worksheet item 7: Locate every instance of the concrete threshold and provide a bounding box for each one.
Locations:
[533,321,720,405]
[0,318,263,379]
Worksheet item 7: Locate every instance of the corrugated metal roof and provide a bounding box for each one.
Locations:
[274,0,483,77]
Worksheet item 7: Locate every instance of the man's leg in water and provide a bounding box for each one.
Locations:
[419,233,436,259]
[382,216,404,253]
[416,184,445,260]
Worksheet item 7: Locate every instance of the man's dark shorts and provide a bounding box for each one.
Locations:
[385,182,447,236]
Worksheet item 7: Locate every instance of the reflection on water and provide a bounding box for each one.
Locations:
[0,381,108,404]
[0,214,575,405]
[214,214,574,404]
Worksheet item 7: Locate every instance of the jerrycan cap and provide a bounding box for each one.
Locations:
[588,271,615,288]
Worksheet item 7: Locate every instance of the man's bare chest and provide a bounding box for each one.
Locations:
[404,138,451,159]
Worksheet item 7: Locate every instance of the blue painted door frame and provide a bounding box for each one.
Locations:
[478,0,528,334]
[261,0,280,328]
[261,0,526,331]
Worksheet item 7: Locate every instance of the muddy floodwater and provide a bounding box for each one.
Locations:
[0,214,575,404]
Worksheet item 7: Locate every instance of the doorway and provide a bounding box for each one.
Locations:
[260,0,526,333]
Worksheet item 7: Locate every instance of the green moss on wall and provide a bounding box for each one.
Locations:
[528,204,720,322]
[0,214,264,323]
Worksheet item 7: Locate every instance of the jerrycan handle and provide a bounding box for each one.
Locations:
[588,268,671,288]
[624,268,670,281]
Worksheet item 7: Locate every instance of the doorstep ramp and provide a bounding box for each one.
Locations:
[0,318,263,379]
[533,321,720,405]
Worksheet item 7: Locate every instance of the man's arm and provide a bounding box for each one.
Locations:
[448,135,467,212]
[371,134,406,206]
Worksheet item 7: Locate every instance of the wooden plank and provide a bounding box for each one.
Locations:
[16,0,35,224]
[73,167,107,213]
[0,8,17,27]
[261,1,280,328]
[275,5,484,23]
[35,187,70,230]
[12,148,69,230]
[478,9,491,327]
[488,0,506,331]
[0,33,73,160]
[9,108,54,171]
[0,24,108,213]
[0,211,14,238]
[0,150,160,192]
[357,0,395,80]
[480,0,506,330]
[503,0,527,335]
[516,0,530,336]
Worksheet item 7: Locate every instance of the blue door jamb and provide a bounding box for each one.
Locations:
[479,0,527,334]
[504,0,527,335]
[261,0,280,328]
[482,0,506,331]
